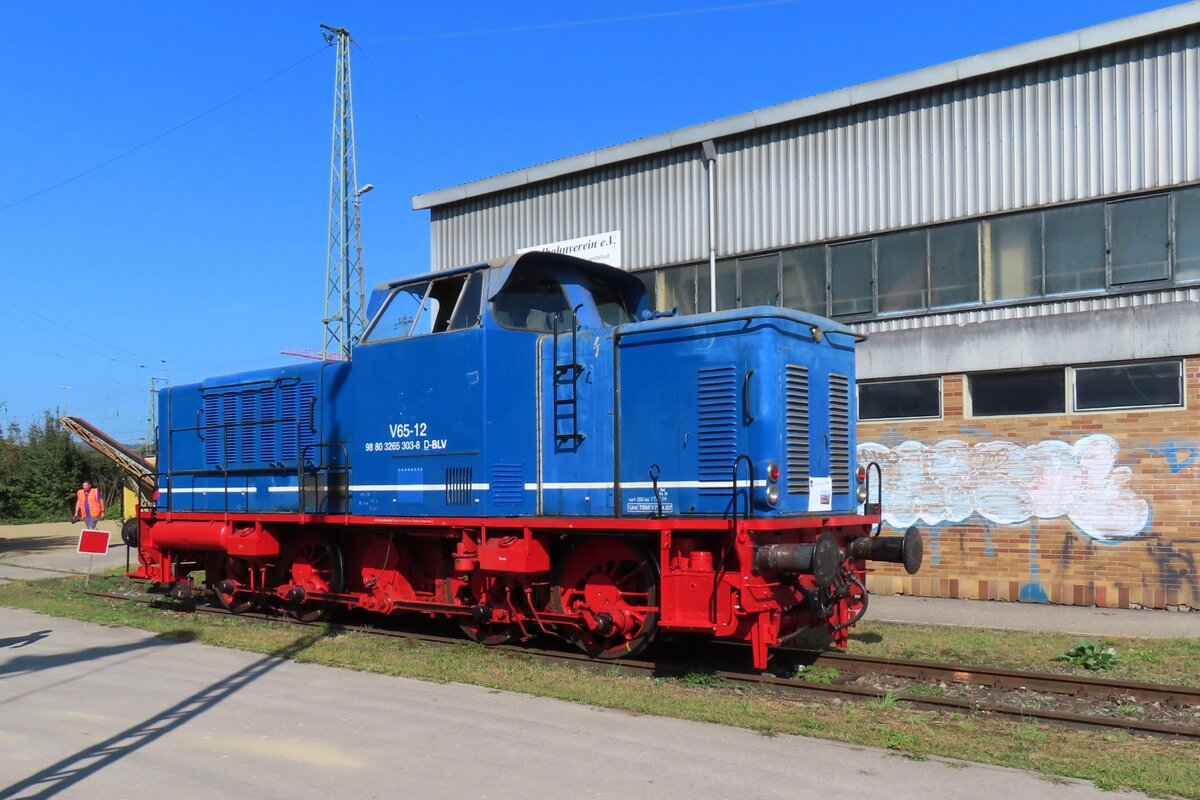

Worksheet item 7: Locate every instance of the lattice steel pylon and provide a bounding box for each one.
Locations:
[320,24,363,360]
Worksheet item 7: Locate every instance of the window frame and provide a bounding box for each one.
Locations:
[857,377,943,422]
[1070,359,1185,413]
[828,238,876,319]
[966,367,1068,419]
[1106,193,1172,288]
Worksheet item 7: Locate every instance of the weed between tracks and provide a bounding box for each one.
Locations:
[2,574,1198,800]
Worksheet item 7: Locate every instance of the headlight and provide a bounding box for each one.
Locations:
[766,485,780,506]
[856,484,869,503]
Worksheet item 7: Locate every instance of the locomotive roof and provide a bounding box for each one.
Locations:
[373,251,641,295]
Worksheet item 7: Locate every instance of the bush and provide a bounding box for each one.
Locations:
[0,412,124,523]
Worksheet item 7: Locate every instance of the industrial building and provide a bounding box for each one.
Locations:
[413,4,1200,611]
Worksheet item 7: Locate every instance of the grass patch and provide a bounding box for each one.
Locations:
[2,574,1199,799]
[849,620,1200,687]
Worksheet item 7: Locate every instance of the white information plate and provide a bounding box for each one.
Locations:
[808,476,833,512]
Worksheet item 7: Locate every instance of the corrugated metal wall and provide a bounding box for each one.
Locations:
[430,27,1200,271]
[431,148,708,270]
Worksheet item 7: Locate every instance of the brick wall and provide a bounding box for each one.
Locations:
[859,357,1200,611]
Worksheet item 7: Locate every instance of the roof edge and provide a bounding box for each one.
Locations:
[412,1,1200,211]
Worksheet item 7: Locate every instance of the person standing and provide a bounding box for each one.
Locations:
[74,481,105,529]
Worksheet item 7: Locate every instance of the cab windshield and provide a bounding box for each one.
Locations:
[491,267,635,331]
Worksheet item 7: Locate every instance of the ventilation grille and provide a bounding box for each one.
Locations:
[202,381,315,467]
[696,366,739,496]
[396,467,422,508]
[829,373,851,494]
[490,463,524,506]
[445,466,473,506]
[785,365,810,494]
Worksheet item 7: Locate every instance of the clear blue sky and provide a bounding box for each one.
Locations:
[0,0,1179,443]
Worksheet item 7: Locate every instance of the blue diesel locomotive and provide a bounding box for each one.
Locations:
[132,251,921,668]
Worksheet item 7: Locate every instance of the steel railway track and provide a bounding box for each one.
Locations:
[81,589,1200,740]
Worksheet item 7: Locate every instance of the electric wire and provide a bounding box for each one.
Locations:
[0,44,330,214]
[365,0,804,42]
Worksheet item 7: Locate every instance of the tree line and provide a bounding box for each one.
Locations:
[0,412,124,523]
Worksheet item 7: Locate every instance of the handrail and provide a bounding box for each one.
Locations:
[620,307,866,343]
[731,454,754,520]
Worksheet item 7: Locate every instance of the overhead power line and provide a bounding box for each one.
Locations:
[365,0,804,42]
[0,44,329,214]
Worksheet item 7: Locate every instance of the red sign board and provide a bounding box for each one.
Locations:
[77,529,111,555]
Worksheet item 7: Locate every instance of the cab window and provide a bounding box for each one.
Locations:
[588,277,634,326]
[364,273,480,342]
[492,271,570,332]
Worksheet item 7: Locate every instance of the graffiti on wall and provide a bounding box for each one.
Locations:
[857,434,1149,543]
[1142,439,1199,475]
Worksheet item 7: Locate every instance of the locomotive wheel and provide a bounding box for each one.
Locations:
[281,532,345,622]
[554,537,659,659]
[214,557,252,615]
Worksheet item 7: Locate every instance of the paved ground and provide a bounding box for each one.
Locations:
[0,522,129,586]
[870,593,1200,639]
[0,608,1150,800]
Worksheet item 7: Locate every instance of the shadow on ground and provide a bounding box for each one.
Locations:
[0,536,78,557]
[0,629,329,798]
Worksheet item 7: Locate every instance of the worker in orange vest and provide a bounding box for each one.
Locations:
[74,481,105,529]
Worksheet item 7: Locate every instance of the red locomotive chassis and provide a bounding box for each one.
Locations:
[131,510,920,670]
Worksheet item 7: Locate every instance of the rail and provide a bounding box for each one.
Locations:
[81,589,1200,741]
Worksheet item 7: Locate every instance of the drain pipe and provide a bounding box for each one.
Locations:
[702,139,718,313]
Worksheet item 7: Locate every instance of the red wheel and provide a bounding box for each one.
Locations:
[554,537,659,659]
[280,533,344,622]
[213,557,252,614]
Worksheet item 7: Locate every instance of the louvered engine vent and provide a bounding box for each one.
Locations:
[445,466,473,506]
[829,373,851,495]
[202,380,315,467]
[785,365,810,494]
[696,365,739,496]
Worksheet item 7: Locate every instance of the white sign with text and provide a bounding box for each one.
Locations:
[517,230,622,267]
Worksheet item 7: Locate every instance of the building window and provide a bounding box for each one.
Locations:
[858,378,941,421]
[876,230,927,313]
[658,264,699,315]
[969,369,1065,416]
[830,240,873,316]
[1109,195,1170,285]
[1175,186,1200,282]
[982,212,1041,301]
[716,258,737,310]
[929,221,980,307]
[638,186,1199,325]
[738,253,780,307]
[1074,361,1183,411]
[781,246,826,315]
[1044,202,1105,295]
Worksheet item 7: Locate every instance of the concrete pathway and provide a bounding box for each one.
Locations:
[0,608,1149,800]
[871,594,1199,639]
[0,522,129,586]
